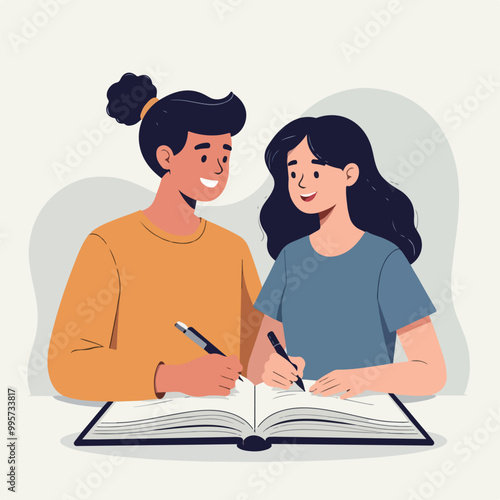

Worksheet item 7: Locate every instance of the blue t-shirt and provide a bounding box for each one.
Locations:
[254,232,436,380]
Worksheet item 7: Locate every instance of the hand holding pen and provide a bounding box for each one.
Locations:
[154,322,243,398]
[263,331,305,391]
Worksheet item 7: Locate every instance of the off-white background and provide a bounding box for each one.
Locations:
[1,1,499,499]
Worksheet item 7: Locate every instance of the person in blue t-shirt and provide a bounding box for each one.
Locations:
[248,115,446,398]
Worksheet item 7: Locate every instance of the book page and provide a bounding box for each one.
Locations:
[255,380,423,440]
[83,377,255,441]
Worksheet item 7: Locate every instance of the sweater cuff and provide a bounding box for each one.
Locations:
[154,361,166,399]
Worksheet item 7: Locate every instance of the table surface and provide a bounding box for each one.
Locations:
[15,394,499,500]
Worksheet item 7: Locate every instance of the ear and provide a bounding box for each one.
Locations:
[156,145,174,173]
[344,163,359,187]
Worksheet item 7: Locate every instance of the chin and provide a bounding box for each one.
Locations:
[292,200,321,215]
[194,188,225,203]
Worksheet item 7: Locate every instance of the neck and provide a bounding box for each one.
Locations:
[142,175,200,235]
[311,200,364,255]
[318,201,357,235]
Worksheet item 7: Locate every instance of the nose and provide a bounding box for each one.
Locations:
[214,158,223,175]
[298,173,306,188]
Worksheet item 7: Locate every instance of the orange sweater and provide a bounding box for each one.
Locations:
[48,211,262,401]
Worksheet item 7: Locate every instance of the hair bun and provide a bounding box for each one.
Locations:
[106,73,157,126]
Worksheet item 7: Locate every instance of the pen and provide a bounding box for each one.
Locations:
[267,331,305,391]
[174,321,243,381]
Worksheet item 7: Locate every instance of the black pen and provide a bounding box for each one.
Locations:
[267,331,305,391]
[174,321,243,381]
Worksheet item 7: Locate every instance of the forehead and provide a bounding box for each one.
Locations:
[185,131,232,147]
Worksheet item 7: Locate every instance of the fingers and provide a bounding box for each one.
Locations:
[310,370,342,393]
[262,353,303,389]
[316,371,336,384]
[190,383,232,397]
[223,356,242,383]
[262,372,296,389]
[310,383,336,395]
[208,354,242,370]
[268,353,299,379]
[200,354,242,396]
[211,373,240,396]
[340,389,362,400]
[262,374,292,389]
[310,377,335,393]
[220,372,237,383]
[309,369,364,398]
[207,354,242,380]
[318,383,348,397]
[211,385,232,396]
[310,370,343,395]
[226,354,243,373]
[217,377,236,391]
[289,356,306,377]
[262,371,294,389]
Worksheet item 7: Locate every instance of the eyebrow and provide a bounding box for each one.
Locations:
[223,144,232,151]
[312,159,326,165]
[194,143,210,150]
[287,160,297,166]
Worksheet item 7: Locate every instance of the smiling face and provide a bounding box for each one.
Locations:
[156,131,232,202]
[287,136,359,215]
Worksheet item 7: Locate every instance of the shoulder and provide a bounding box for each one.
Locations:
[284,236,310,254]
[362,232,401,262]
[275,236,309,260]
[89,211,142,243]
[204,220,251,253]
[362,234,416,280]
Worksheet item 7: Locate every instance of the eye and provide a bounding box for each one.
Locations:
[314,171,319,178]
[291,171,296,179]
[222,156,228,163]
[201,155,207,163]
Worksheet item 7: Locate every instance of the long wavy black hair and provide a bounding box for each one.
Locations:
[260,115,422,263]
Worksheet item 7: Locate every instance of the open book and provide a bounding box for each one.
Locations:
[75,378,433,450]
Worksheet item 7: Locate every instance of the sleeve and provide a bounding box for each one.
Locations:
[47,233,162,401]
[253,248,287,321]
[377,249,436,332]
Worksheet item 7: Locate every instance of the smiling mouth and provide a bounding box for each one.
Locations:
[300,192,317,202]
[200,178,219,188]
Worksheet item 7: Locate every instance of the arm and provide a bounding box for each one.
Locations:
[247,315,283,384]
[49,233,241,401]
[238,240,264,378]
[247,247,305,386]
[48,233,166,401]
[310,316,447,398]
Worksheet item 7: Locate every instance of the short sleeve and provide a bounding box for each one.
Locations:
[254,248,287,321]
[377,249,436,332]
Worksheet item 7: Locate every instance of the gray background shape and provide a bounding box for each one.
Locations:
[27,88,468,396]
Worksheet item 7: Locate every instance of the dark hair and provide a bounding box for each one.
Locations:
[106,73,246,177]
[260,115,422,263]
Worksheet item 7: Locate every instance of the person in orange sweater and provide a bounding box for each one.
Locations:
[48,73,263,401]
